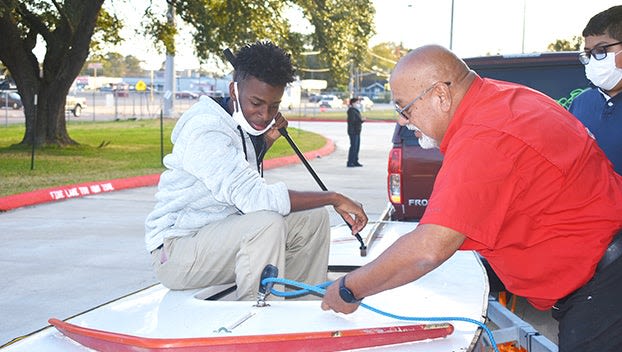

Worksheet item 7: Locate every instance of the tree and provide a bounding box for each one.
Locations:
[297,0,375,85]
[100,52,126,77]
[124,55,144,77]
[80,53,144,77]
[297,50,331,83]
[0,0,121,146]
[365,42,404,75]
[0,0,374,147]
[547,36,583,52]
[153,0,375,85]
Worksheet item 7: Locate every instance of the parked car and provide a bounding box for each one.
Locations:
[197,90,224,98]
[0,79,16,90]
[319,95,343,108]
[308,94,322,103]
[0,91,22,109]
[387,51,589,221]
[115,89,130,97]
[175,90,199,99]
[357,96,374,110]
[66,95,87,117]
[99,85,129,97]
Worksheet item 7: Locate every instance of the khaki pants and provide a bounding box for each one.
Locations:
[151,208,330,301]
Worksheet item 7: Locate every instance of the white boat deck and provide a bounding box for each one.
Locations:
[3,222,489,351]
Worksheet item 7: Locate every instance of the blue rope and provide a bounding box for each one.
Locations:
[262,277,499,352]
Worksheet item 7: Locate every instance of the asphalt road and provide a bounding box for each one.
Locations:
[0,120,558,347]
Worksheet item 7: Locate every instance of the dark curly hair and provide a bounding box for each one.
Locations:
[232,41,295,87]
[583,5,622,40]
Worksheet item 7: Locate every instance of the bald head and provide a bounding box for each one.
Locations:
[391,45,470,90]
[389,45,476,144]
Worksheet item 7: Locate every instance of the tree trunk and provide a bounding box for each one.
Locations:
[20,81,76,146]
[0,1,104,147]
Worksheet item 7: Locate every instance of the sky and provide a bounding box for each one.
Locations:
[109,0,620,71]
[371,0,621,58]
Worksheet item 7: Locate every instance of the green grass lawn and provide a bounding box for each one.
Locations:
[0,119,326,197]
[289,107,397,121]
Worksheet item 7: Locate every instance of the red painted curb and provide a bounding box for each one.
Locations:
[0,137,335,212]
[0,174,160,212]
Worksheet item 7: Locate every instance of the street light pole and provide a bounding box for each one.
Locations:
[92,66,96,121]
[449,0,455,50]
[521,0,526,53]
[163,3,175,118]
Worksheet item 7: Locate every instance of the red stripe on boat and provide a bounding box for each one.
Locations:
[49,318,453,352]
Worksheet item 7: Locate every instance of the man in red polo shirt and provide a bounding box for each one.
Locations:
[320,45,622,352]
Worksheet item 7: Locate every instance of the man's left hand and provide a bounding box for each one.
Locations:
[321,278,361,314]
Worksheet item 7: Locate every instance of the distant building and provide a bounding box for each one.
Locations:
[361,82,387,99]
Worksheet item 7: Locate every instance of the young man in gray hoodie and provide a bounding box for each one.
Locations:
[145,41,367,300]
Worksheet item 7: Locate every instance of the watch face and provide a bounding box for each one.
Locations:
[339,276,359,303]
[339,286,355,303]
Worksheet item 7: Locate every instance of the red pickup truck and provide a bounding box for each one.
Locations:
[387,51,588,221]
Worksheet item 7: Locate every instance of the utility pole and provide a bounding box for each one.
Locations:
[349,63,357,98]
[521,0,526,53]
[88,62,102,121]
[163,3,175,117]
[449,0,455,50]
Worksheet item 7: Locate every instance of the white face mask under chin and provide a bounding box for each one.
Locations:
[585,51,622,91]
[406,123,439,149]
[232,82,275,136]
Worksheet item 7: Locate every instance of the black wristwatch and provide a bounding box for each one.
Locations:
[339,276,362,303]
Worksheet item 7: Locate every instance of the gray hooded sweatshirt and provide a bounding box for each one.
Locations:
[144,96,291,252]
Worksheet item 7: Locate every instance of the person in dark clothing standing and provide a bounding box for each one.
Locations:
[347,97,364,167]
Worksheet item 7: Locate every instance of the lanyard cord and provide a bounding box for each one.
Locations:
[237,126,248,161]
[257,142,266,177]
[237,125,262,174]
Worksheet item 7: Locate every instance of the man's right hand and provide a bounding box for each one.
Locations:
[288,191,368,233]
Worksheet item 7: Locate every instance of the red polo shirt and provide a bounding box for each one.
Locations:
[420,76,622,310]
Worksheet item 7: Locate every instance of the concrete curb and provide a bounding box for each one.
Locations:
[0,138,335,212]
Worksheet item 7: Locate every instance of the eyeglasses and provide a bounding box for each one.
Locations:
[394,81,451,119]
[579,41,622,65]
